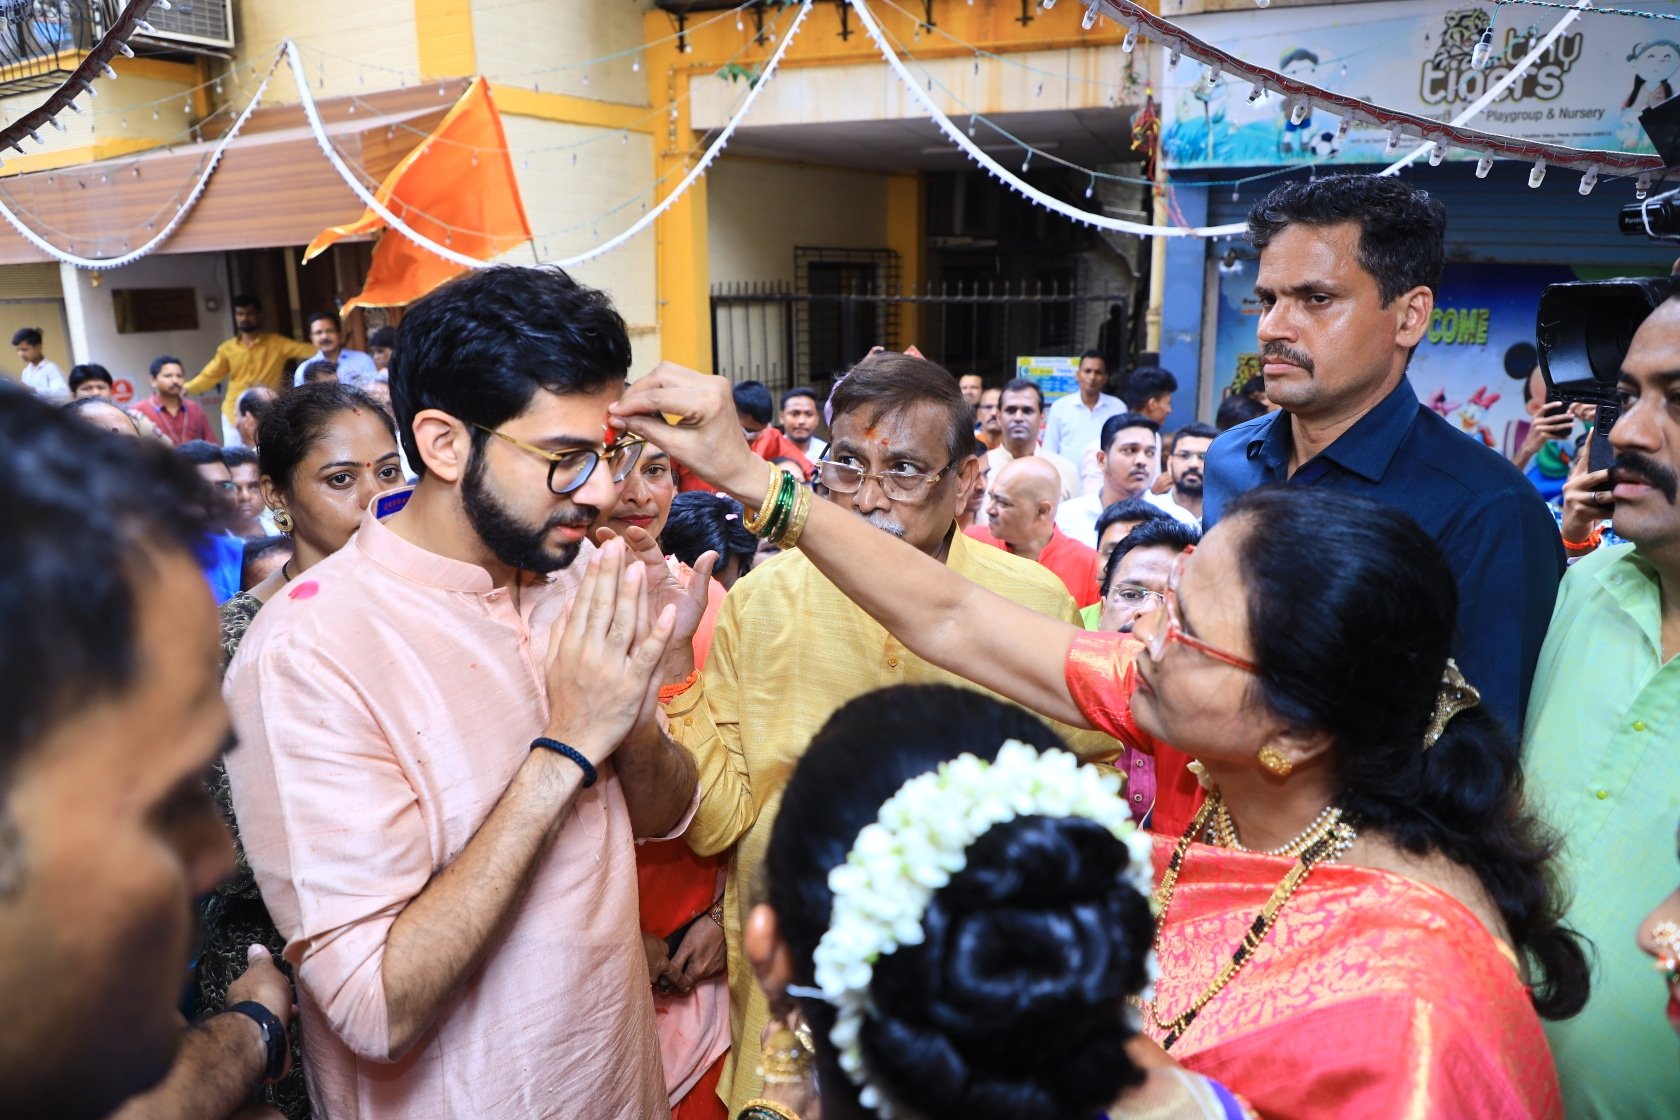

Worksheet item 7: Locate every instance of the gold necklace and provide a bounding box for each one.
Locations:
[1147,795,1357,1050]
[1208,799,1352,860]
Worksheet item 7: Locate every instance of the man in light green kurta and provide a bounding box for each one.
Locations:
[1524,297,1680,1118]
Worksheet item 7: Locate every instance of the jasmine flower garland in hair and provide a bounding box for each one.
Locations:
[808,741,1156,1118]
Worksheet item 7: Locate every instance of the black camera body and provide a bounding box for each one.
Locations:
[1536,277,1675,472]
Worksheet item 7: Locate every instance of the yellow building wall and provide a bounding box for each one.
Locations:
[0,64,203,178]
[238,0,421,100]
[708,156,892,378]
[709,158,889,285]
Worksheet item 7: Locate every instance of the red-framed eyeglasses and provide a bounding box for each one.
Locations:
[1141,545,1259,674]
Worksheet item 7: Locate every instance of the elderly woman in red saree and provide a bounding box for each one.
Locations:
[613,364,1591,1120]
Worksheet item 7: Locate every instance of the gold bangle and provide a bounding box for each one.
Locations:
[743,468,788,536]
[738,1101,801,1120]
[777,483,813,550]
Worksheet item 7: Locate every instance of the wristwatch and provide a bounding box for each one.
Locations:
[224,1000,287,1084]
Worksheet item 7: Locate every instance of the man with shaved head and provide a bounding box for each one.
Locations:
[665,350,1120,1111]
[968,454,1102,607]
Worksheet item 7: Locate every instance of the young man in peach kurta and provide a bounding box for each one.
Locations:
[227,516,692,1118]
[223,265,700,1119]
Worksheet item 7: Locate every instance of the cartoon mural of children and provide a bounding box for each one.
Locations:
[1620,40,1680,149]
[1278,47,1319,155]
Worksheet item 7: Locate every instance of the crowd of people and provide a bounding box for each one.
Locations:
[2,171,1677,1120]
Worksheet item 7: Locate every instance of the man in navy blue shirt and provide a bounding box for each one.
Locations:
[1203,175,1562,732]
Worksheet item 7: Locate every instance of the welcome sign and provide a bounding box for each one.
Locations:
[1160,0,1670,170]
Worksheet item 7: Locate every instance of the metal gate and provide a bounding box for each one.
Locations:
[711,277,1134,397]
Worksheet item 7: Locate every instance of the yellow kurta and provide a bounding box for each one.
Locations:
[664,530,1120,1113]
[183,332,318,424]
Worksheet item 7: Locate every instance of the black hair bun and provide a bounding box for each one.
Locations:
[856,814,1154,1120]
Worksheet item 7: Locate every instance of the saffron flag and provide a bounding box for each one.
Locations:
[305,77,531,311]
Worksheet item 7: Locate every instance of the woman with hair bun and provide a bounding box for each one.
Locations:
[747,684,1252,1120]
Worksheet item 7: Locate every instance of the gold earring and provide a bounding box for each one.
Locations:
[1257,745,1293,777]
[271,508,294,533]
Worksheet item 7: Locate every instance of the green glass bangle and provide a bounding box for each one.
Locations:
[756,469,794,542]
[765,473,796,542]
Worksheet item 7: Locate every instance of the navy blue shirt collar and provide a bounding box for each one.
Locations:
[1246,377,1420,483]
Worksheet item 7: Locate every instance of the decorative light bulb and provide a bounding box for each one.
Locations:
[1256,0,1271,6]
[632,56,639,72]
[1042,0,1055,7]
[1528,158,1546,188]
[1290,100,1309,125]
[1578,166,1598,196]
[1247,82,1265,103]
[1085,175,1095,199]
[1082,4,1098,30]
[1022,151,1032,172]
[1428,141,1446,166]
[1168,49,1181,68]
[1207,62,1222,82]
[1385,124,1403,154]
[967,114,977,137]
[1122,27,1138,52]
[1471,28,1494,70]
[1475,154,1493,178]
[1637,172,1654,199]
[1331,117,1351,152]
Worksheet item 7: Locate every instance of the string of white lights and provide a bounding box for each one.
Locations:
[852,0,1223,238]
[287,2,813,271]
[854,0,1625,241]
[0,47,282,269]
[547,0,811,268]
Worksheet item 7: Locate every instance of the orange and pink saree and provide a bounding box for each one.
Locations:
[1143,837,1562,1119]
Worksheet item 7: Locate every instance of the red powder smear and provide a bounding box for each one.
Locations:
[288,580,321,601]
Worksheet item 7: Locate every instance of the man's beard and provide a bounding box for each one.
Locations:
[1175,472,1204,497]
[462,446,597,573]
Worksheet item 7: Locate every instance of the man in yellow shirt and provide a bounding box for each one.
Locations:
[662,352,1119,1113]
[182,295,315,444]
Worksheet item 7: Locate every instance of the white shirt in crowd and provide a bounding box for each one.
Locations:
[1145,489,1201,527]
[985,445,1083,501]
[1053,488,1200,547]
[1042,392,1124,458]
[21,359,69,404]
[293,348,380,388]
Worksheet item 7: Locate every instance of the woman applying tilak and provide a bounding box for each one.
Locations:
[613,364,1589,1119]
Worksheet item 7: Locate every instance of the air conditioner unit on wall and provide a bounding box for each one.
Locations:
[134,0,235,53]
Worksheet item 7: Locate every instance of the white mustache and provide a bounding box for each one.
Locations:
[862,512,907,538]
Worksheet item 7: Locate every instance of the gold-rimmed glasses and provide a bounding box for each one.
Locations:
[473,424,646,496]
[813,458,958,503]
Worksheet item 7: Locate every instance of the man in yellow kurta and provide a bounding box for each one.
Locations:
[663,353,1119,1112]
[183,295,316,443]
